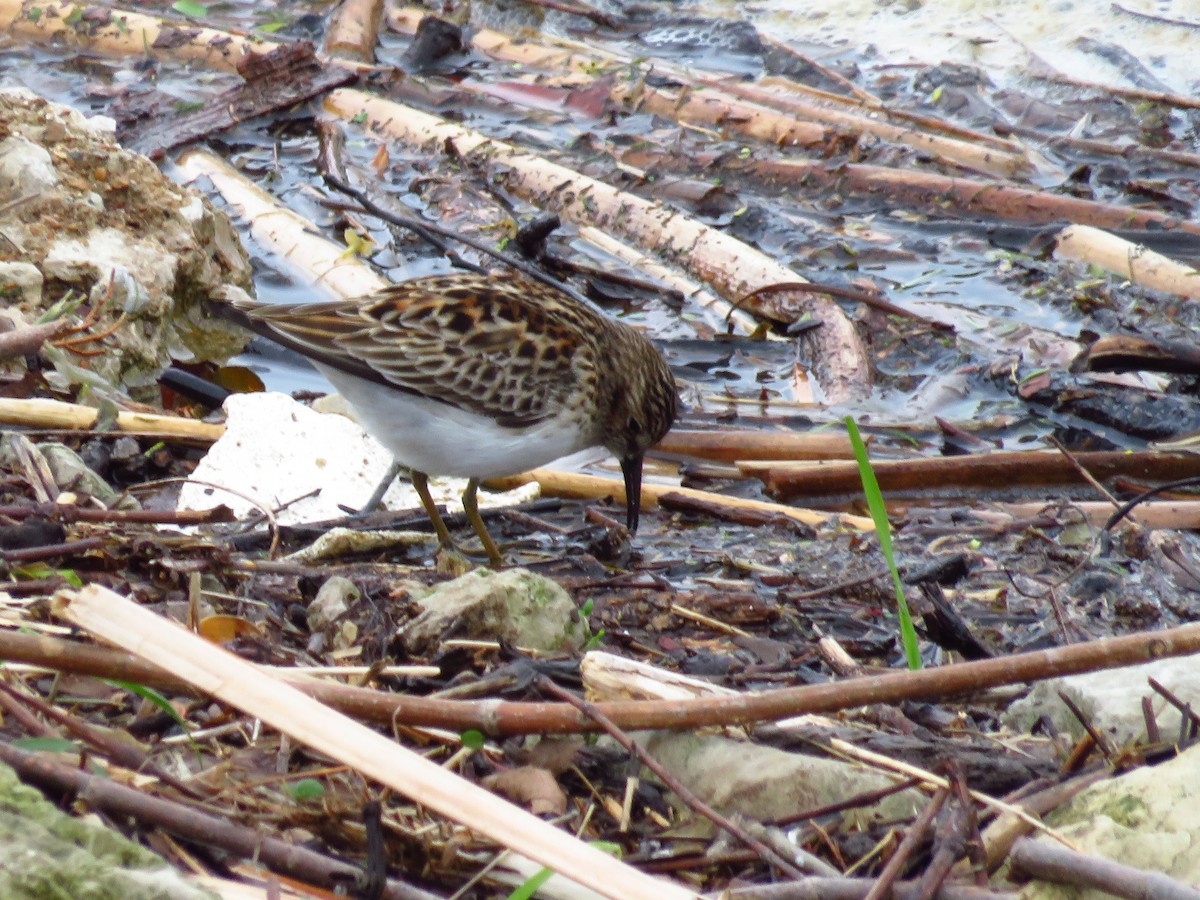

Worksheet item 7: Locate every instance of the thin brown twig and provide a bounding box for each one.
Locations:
[1142,695,1161,744]
[1,622,1200,736]
[523,0,620,28]
[736,280,952,330]
[915,794,970,897]
[783,564,892,602]
[1060,732,1099,775]
[1111,1,1200,28]
[770,777,924,827]
[0,679,58,735]
[54,310,129,352]
[1044,585,1073,646]
[48,274,113,352]
[1056,691,1115,762]
[0,502,234,526]
[949,763,988,887]
[863,784,948,900]
[0,536,108,563]
[127,476,281,558]
[1147,676,1200,736]
[1047,436,1121,508]
[757,35,879,103]
[0,319,72,359]
[0,680,205,799]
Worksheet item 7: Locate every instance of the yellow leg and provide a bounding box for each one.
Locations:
[410,470,455,548]
[462,478,504,568]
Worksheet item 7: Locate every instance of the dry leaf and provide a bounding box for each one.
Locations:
[371,143,390,175]
[519,736,585,775]
[483,766,567,816]
[198,614,262,644]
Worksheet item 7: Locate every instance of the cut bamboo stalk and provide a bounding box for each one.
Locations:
[607,81,1025,178]
[0,397,225,442]
[486,467,875,531]
[1054,224,1200,300]
[754,450,1200,500]
[742,157,1200,236]
[752,74,1022,152]
[659,429,856,462]
[387,6,1031,177]
[53,585,699,900]
[324,0,383,63]
[576,226,761,336]
[606,80,836,151]
[175,150,388,301]
[950,501,1200,531]
[0,0,279,72]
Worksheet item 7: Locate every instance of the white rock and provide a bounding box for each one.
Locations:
[178,392,539,525]
[1003,655,1200,746]
[0,262,43,305]
[42,228,176,298]
[0,135,57,194]
[1017,742,1200,896]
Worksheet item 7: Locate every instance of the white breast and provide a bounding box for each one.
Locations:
[316,365,595,478]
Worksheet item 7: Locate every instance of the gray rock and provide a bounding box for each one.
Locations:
[307,575,361,633]
[401,568,587,655]
[39,442,135,509]
[641,730,922,829]
[0,760,217,899]
[0,133,57,193]
[0,262,44,305]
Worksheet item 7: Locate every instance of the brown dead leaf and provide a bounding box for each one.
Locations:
[514,736,585,774]
[371,142,390,175]
[198,614,262,644]
[213,364,266,394]
[482,766,567,816]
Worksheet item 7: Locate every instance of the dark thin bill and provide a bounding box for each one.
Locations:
[621,453,644,532]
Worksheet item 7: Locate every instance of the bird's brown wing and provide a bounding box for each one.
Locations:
[215,274,599,427]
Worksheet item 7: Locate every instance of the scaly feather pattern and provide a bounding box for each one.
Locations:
[215,272,677,456]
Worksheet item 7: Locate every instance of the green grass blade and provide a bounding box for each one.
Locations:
[845,416,922,669]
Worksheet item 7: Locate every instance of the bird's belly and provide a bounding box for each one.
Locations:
[316,366,593,478]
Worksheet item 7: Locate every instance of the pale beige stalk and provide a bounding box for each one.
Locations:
[324,88,871,402]
[0,397,224,442]
[54,584,699,900]
[1055,224,1200,300]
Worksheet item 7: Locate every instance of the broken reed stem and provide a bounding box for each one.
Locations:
[0,397,225,443]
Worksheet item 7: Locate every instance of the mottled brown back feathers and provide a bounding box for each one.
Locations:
[214,272,677,450]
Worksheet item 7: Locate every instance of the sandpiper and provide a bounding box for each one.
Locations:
[211,272,678,565]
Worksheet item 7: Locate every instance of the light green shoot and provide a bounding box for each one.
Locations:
[845,416,921,670]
